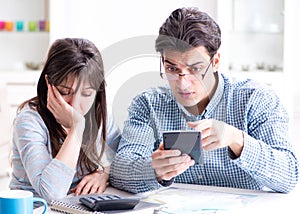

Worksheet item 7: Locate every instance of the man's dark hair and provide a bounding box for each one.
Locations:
[155,7,221,58]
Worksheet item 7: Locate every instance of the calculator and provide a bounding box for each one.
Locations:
[79,194,140,211]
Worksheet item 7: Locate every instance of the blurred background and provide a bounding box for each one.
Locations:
[1,0,299,189]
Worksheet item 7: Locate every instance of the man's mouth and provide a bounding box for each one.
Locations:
[178,91,194,98]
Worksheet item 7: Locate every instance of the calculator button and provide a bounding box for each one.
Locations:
[86,197,96,203]
[96,196,105,200]
[110,195,121,199]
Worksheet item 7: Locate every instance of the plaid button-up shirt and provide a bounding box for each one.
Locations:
[110,72,298,193]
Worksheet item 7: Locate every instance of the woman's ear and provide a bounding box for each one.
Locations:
[45,75,49,85]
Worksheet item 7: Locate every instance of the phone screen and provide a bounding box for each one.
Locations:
[163,131,203,164]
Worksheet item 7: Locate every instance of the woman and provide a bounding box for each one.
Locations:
[9,38,120,203]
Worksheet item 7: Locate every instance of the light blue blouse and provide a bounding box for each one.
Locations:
[9,105,120,203]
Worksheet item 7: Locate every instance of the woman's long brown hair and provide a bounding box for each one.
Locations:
[19,38,107,174]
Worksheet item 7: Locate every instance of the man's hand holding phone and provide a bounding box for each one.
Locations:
[152,131,202,182]
[151,143,195,182]
[163,131,202,164]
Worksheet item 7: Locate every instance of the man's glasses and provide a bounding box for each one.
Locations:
[160,58,213,81]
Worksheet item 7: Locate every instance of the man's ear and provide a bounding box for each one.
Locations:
[212,52,220,71]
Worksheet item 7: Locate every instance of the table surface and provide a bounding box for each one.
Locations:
[34,182,300,213]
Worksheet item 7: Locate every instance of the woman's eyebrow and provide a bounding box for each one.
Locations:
[57,85,94,90]
[82,87,94,90]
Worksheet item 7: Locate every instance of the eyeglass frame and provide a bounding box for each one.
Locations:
[159,56,214,81]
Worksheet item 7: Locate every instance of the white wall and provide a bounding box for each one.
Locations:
[49,0,218,128]
[49,0,217,47]
[284,0,300,145]
[49,0,299,129]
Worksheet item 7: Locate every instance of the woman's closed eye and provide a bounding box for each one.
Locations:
[57,88,72,96]
[56,85,96,97]
[81,89,94,97]
[58,90,94,97]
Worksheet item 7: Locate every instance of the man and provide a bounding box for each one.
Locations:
[110,7,298,193]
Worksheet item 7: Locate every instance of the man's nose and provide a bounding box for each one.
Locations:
[177,69,192,87]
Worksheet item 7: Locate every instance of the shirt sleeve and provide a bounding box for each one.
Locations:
[12,110,75,203]
[110,94,162,193]
[232,88,299,193]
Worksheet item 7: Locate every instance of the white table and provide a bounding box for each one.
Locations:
[34,182,300,213]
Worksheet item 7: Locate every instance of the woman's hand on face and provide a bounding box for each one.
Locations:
[70,169,109,196]
[47,83,84,128]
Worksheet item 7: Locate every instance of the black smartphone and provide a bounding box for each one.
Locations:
[163,131,203,164]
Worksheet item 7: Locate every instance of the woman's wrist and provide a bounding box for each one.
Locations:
[97,166,110,175]
[70,120,85,136]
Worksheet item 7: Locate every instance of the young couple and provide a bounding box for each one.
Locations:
[10,7,298,203]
